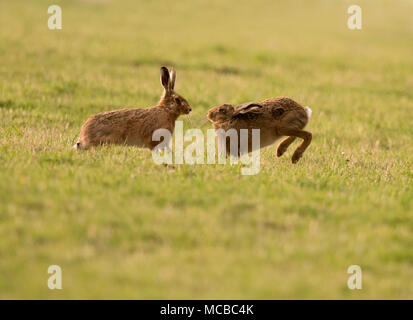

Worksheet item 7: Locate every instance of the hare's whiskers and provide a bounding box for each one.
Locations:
[185,114,194,127]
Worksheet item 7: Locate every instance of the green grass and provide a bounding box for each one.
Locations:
[0,0,412,299]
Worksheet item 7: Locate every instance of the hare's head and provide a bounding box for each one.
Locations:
[207,104,235,122]
[159,67,192,115]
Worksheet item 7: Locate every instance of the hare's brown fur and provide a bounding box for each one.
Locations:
[75,67,191,150]
[207,97,312,163]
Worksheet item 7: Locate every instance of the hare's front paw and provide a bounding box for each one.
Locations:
[291,151,303,164]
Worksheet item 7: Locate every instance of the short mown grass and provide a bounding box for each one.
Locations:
[0,0,412,299]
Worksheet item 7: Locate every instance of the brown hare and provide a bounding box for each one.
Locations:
[207,97,312,163]
[74,67,191,150]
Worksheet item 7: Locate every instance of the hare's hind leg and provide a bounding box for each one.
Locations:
[278,128,312,163]
[277,136,296,157]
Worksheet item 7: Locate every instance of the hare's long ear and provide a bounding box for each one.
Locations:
[160,66,170,91]
[169,68,176,90]
[234,103,262,115]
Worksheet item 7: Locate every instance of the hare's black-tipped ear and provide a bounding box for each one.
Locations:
[160,66,170,90]
[235,103,262,115]
[169,68,176,90]
[272,107,285,118]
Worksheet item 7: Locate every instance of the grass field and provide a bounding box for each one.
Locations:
[0,0,412,299]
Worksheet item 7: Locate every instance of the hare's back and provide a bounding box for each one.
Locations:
[79,108,150,147]
[82,109,139,133]
[262,97,303,111]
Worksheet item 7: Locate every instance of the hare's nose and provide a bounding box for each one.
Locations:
[188,107,192,112]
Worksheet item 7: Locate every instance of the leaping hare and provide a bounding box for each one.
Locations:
[74,67,191,150]
[207,97,312,163]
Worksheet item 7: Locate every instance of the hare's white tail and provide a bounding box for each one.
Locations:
[304,106,312,119]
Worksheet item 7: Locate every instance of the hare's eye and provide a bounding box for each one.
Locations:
[174,97,180,104]
[220,109,225,113]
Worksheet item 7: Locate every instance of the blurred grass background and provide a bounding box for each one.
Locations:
[0,0,412,298]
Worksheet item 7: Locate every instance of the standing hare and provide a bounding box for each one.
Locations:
[207,97,312,163]
[74,67,191,150]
